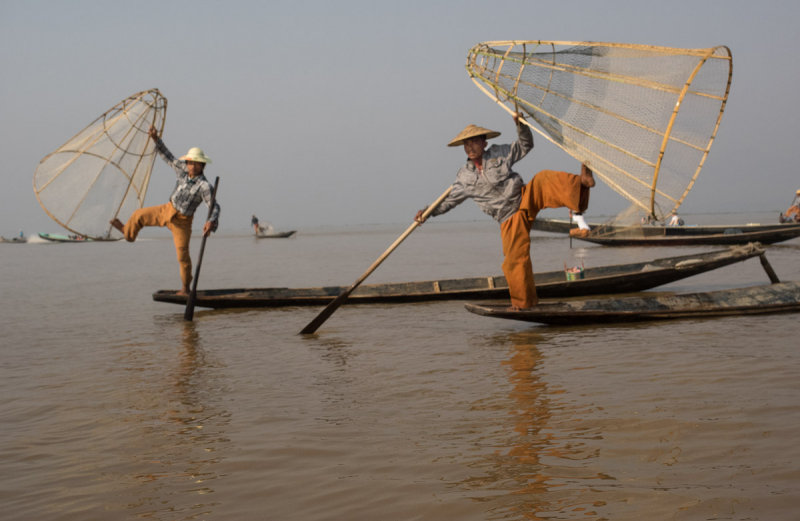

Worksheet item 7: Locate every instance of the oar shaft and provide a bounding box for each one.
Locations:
[299,186,453,334]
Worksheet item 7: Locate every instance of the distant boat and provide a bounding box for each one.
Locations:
[152,244,765,309]
[0,235,27,244]
[38,232,119,243]
[533,217,798,236]
[252,216,295,239]
[256,230,296,239]
[532,218,800,246]
[465,281,800,325]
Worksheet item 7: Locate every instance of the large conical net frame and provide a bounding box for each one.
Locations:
[33,88,167,239]
[467,41,732,219]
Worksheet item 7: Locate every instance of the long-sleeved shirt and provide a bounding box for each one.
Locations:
[154,138,220,225]
[431,121,533,223]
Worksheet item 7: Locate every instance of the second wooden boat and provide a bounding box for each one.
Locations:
[153,243,766,309]
[574,225,800,246]
[465,281,800,325]
[533,217,796,236]
[533,218,800,246]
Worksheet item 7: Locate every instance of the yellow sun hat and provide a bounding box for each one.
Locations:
[447,124,501,147]
[180,147,212,164]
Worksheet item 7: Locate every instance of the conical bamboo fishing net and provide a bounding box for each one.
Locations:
[33,88,167,239]
[467,41,732,219]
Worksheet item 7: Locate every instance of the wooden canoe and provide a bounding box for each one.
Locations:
[533,218,800,245]
[465,281,800,325]
[0,236,27,243]
[256,230,296,238]
[37,233,120,243]
[533,217,798,236]
[572,225,800,246]
[152,243,766,309]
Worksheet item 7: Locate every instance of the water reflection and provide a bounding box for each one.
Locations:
[463,331,612,520]
[119,319,231,518]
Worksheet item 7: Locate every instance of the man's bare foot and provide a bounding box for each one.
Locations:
[580,163,596,188]
[176,288,190,296]
[110,218,124,233]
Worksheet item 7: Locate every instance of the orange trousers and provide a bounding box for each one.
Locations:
[501,170,590,308]
[122,202,194,289]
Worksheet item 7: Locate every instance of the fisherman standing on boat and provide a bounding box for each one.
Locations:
[415,113,595,310]
[668,210,684,226]
[111,126,220,296]
[779,189,800,223]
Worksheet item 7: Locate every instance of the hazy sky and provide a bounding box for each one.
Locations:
[2,0,799,235]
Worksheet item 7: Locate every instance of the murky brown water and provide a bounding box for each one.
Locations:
[2,218,799,520]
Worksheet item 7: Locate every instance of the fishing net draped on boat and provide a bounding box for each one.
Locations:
[33,88,167,239]
[466,41,732,219]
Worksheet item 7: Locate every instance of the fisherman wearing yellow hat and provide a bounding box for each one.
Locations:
[111,126,220,295]
[415,113,594,310]
[779,188,800,223]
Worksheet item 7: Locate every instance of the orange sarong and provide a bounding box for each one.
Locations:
[122,202,194,289]
[500,170,590,308]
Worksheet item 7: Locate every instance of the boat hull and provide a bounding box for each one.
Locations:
[533,218,800,245]
[465,281,800,325]
[152,244,765,309]
[256,230,296,238]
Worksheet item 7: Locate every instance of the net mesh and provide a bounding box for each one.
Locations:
[33,88,167,239]
[466,41,732,219]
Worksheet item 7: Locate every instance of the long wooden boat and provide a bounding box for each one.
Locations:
[533,217,797,236]
[465,281,800,325]
[573,225,800,246]
[152,243,766,309]
[256,230,296,238]
[38,232,120,243]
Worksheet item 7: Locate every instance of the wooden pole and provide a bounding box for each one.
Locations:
[758,253,781,284]
[299,186,453,335]
[184,176,219,321]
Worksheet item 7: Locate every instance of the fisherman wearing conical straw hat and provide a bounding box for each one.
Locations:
[111,126,221,296]
[415,113,595,310]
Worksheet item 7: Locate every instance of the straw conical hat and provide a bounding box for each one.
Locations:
[447,124,501,147]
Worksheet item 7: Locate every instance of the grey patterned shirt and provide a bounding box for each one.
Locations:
[154,138,220,225]
[431,122,533,223]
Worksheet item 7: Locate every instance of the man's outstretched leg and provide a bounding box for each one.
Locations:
[110,203,173,242]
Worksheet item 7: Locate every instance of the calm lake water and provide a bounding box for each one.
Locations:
[2,214,799,520]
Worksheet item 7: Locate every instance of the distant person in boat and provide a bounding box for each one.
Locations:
[667,210,684,226]
[252,215,260,234]
[415,113,595,311]
[779,189,800,223]
[111,126,220,296]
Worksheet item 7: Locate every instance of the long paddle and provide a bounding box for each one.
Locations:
[299,186,453,334]
[184,176,220,321]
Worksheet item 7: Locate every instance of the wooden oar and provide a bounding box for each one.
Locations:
[184,176,220,321]
[299,186,453,335]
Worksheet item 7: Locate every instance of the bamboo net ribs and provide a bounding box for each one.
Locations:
[466,41,732,218]
[33,88,167,239]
